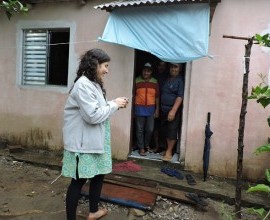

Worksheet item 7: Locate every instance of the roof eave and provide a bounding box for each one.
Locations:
[95,0,221,22]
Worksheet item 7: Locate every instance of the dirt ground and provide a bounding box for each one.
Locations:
[0,153,261,220]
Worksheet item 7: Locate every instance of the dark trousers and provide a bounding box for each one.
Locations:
[160,110,181,140]
[135,115,154,149]
[66,157,105,220]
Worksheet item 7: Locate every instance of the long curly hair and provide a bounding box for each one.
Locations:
[73,48,111,96]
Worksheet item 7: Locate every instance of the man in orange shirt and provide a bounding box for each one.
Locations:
[134,63,159,156]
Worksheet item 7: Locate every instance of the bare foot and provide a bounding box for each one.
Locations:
[87,208,108,220]
[145,146,153,153]
[139,148,147,156]
[159,150,166,156]
[162,153,172,162]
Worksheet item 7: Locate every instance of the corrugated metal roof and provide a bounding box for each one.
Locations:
[94,0,212,10]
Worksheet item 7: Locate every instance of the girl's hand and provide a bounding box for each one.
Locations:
[114,97,129,109]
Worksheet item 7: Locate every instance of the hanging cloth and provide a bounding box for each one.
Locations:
[99,3,210,63]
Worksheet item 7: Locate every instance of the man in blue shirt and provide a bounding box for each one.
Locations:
[160,63,184,161]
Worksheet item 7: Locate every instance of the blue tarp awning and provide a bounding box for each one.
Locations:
[99,3,210,63]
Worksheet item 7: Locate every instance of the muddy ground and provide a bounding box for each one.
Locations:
[0,154,261,220]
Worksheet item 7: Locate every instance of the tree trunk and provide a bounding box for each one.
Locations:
[235,38,253,219]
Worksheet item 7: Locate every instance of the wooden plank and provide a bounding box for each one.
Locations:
[82,182,157,210]
[104,179,196,206]
[106,173,158,188]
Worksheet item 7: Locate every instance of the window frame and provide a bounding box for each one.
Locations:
[16,21,76,93]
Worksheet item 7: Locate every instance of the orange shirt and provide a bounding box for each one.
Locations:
[135,76,159,107]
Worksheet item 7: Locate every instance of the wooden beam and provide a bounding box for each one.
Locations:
[222,35,254,219]
[223,35,253,41]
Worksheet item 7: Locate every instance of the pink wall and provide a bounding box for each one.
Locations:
[0,1,134,158]
[184,0,270,180]
[1,0,270,179]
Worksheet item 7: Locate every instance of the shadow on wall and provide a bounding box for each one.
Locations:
[0,128,55,150]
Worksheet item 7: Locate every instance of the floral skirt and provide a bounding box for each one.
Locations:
[61,120,112,179]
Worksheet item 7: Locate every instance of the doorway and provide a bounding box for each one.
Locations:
[129,49,186,163]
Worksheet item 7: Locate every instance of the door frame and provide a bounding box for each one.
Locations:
[179,61,192,163]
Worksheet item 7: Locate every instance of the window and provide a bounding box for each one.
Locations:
[22,29,70,86]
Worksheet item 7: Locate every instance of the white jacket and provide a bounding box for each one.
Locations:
[63,76,118,153]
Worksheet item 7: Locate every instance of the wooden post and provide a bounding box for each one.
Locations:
[223,35,254,219]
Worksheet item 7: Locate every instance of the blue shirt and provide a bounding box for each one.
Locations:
[161,76,184,113]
